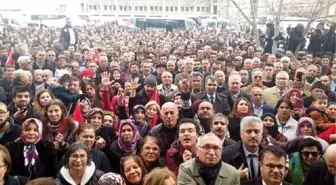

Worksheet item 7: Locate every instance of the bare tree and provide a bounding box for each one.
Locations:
[229,0,261,47]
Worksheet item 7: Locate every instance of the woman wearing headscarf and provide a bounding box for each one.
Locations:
[286,88,305,120]
[295,117,329,151]
[261,113,288,142]
[107,120,143,173]
[131,105,151,138]
[97,172,126,185]
[6,118,57,180]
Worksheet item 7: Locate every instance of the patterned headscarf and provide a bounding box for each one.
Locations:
[118,120,140,155]
[132,105,151,137]
[21,118,43,167]
[296,117,317,136]
[97,172,126,185]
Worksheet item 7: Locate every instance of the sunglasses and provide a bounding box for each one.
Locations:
[301,151,320,158]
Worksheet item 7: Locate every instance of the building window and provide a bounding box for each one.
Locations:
[140,6,143,11]
[135,6,138,11]
[104,5,108,10]
[155,6,158,11]
[144,6,147,11]
[202,7,205,11]
[120,6,123,11]
[89,5,93,10]
[94,5,97,10]
[109,5,112,10]
[190,7,193,11]
[159,6,162,11]
[175,7,178,11]
[166,7,169,11]
[124,6,127,10]
[186,7,189,11]
[197,7,200,12]
[206,7,210,12]
[170,7,174,11]
[150,6,154,11]
[113,5,116,10]
[181,7,184,11]
[129,6,131,11]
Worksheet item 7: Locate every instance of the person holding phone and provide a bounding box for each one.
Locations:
[286,88,304,120]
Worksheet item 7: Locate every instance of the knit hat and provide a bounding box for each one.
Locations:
[311,81,326,91]
[80,69,94,79]
[144,74,157,86]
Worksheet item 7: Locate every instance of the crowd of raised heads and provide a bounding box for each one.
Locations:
[0,19,335,185]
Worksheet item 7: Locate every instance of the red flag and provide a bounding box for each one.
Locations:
[149,88,160,106]
[72,103,84,127]
[6,47,14,66]
[93,51,100,64]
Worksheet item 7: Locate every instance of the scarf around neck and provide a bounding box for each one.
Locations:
[195,156,222,185]
[118,120,140,155]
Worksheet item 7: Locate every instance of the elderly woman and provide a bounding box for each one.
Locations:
[86,108,117,150]
[289,138,324,185]
[108,120,143,173]
[97,173,126,185]
[131,105,151,137]
[275,99,298,141]
[6,118,57,179]
[140,136,165,172]
[56,141,104,185]
[0,145,28,185]
[296,117,329,151]
[120,155,147,185]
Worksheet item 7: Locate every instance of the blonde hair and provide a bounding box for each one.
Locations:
[145,101,161,115]
[144,167,176,185]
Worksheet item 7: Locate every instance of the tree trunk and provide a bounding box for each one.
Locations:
[251,0,260,47]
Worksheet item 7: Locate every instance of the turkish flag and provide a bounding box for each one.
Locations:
[149,88,160,106]
[72,103,84,127]
[6,47,14,66]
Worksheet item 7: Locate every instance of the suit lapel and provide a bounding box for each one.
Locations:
[190,161,206,185]
[215,164,229,185]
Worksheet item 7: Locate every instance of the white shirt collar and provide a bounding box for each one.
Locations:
[262,179,282,185]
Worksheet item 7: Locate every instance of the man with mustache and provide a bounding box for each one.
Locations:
[0,102,21,145]
[210,113,236,148]
[166,118,200,175]
[242,146,291,185]
[7,85,35,126]
[222,116,263,182]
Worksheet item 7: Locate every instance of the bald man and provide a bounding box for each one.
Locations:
[149,102,179,157]
[303,144,336,185]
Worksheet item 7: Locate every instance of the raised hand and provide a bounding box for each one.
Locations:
[101,72,111,89]
[179,78,189,93]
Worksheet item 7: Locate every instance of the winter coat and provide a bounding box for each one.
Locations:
[48,86,81,115]
[3,174,27,185]
[56,163,103,185]
[308,30,325,55]
[0,118,21,145]
[6,139,58,179]
[306,107,335,133]
[287,25,306,53]
[324,26,336,53]
[7,102,35,126]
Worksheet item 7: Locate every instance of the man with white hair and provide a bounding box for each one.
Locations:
[224,74,251,110]
[263,71,290,108]
[18,56,33,71]
[280,56,291,72]
[35,69,54,92]
[178,133,239,185]
[222,116,263,181]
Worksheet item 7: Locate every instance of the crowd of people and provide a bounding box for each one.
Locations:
[0,17,335,185]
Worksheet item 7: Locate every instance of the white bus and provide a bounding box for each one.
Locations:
[131,17,197,30]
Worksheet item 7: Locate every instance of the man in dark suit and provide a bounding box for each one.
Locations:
[222,116,263,182]
[210,113,236,148]
[224,74,251,110]
[251,87,276,117]
[303,144,336,185]
[192,75,230,115]
[59,18,78,50]
[0,65,14,104]
[242,145,292,185]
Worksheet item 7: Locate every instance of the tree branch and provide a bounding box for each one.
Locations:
[229,0,253,25]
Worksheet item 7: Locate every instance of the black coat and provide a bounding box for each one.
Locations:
[307,30,325,55]
[32,61,56,74]
[0,118,21,145]
[7,103,35,126]
[221,141,261,179]
[106,137,143,173]
[223,90,251,111]
[324,26,336,54]
[129,89,167,111]
[6,139,58,179]
[242,177,292,185]
[59,26,78,49]
[302,161,335,185]
[192,92,231,115]
[228,115,243,142]
[0,78,13,104]
[3,174,28,185]
[287,26,305,53]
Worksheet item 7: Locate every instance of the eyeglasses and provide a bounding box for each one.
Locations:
[301,151,320,158]
[199,145,222,153]
[262,163,286,171]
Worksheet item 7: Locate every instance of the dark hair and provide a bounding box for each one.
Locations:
[275,98,294,112]
[58,74,71,85]
[75,123,96,138]
[64,141,91,168]
[260,145,287,162]
[0,144,12,171]
[25,178,57,185]
[43,99,68,123]
[12,85,32,99]
[298,138,323,156]
[120,155,147,184]
[142,136,160,149]
[177,118,200,136]
[312,94,328,102]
